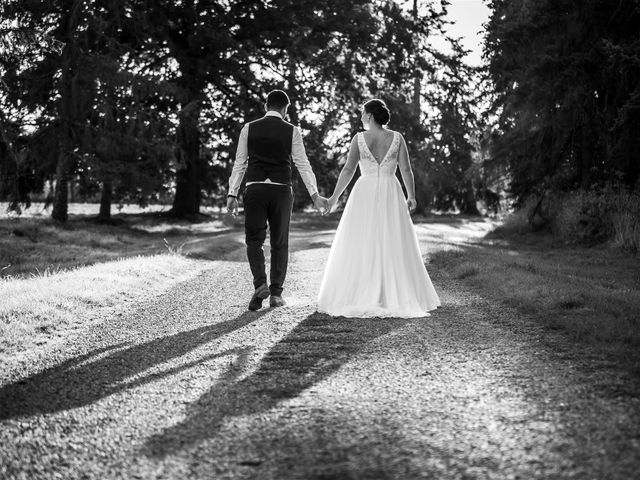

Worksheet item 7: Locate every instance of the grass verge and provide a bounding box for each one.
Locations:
[0,254,208,362]
[0,205,248,361]
[0,208,240,278]
[430,232,640,358]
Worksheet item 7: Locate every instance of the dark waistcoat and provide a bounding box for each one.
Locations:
[246,116,294,185]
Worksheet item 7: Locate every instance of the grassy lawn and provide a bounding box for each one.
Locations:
[430,229,640,363]
[0,203,240,359]
[0,254,207,362]
[0,202,241,278]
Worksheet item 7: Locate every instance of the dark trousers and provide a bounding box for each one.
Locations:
[243,183,294,296]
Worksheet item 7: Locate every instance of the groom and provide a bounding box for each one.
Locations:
[227,90,328,311]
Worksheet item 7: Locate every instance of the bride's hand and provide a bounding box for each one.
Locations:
[407,198,417,214]
[327,195,338,214]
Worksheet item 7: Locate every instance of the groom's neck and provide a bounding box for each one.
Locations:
[266,108,286,118]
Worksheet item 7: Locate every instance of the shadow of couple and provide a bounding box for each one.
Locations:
[0,310,266,420]
[0,308,410,459]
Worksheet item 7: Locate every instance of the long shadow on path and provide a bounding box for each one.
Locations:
[143,312,411,458]
[0,310,267,420]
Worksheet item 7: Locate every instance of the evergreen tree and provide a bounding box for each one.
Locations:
[1,0,176,221]
[484,0,640,202]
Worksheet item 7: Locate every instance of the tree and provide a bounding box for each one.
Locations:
[484,0,640,203]
[0,0,64,213]
[1,0,177,221]
[367,0,482,214]
[1,0,482,219]
[239,0,477,213]
[135,0,274,217]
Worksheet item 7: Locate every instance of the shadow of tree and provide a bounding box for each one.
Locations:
[0,310,268,420]
[143,312,410,458]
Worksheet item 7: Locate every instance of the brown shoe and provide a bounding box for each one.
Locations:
[269,295,286,308]
[248,284,270,311]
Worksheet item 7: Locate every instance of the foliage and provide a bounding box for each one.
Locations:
[0,1,63,213]
[484,0,640,203]
[1,0,481,219]
[0,0,177,221]
[417,61,483,214]
[495,184,640,251]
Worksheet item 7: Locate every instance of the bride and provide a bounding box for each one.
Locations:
[317,99,440,318]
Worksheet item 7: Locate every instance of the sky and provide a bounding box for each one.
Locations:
[433,0,492,66]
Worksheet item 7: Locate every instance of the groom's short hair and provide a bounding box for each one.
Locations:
[266,90,290,110]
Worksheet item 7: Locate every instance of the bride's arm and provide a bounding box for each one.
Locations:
[328,135,360,210]
[397,134,417,212]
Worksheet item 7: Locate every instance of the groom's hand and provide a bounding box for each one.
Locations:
[321,197,330,215]
[227,196,239,216]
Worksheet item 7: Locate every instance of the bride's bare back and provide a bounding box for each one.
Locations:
[361,130,396,165]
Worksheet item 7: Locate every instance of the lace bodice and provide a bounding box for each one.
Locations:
[357,131,400,177]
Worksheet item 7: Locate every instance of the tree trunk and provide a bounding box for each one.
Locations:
[412,0,421,117]
[172,96,202,217]
[52,0,83,223]
[460,179,480,215]
[98,180,112,221]
[0,113,22,213]
[287,55,309,211]
[52,109,73,222]
[287,55,300,125]
[51,151,70,222]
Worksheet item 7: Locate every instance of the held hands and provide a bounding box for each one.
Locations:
[312,193,330,215]
[315,194,338,215]
[407,197,417,214]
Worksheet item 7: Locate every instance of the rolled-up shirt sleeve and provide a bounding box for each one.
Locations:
[228,124,249,197]
[291,126,319,198]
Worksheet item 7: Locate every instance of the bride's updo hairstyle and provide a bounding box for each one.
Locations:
[364,98,390,126]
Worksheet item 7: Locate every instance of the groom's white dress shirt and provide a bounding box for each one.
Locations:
[228,111,319,198]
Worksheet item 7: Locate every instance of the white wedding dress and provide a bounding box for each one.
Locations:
[317,131,441,318]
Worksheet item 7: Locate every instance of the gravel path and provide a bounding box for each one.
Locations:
[1,221,639,479]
